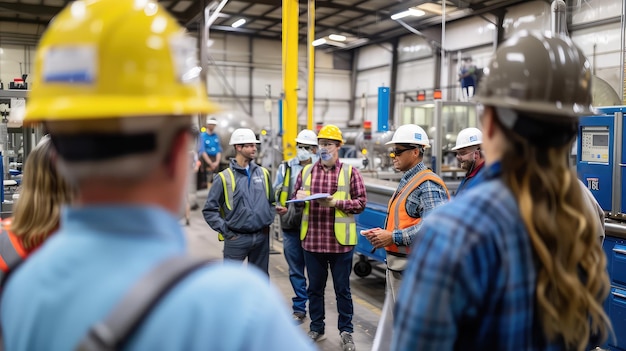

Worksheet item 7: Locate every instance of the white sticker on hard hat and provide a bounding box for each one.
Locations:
[169,35,201,84]
[43,46,96,83]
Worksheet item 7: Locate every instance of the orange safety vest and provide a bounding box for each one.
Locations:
[385,169,449,256]
[0,220,28,281]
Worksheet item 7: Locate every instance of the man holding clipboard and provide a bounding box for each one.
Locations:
[291,124,367,351]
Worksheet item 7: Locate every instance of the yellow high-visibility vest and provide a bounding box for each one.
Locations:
[299,164,357,245]
[278,162,291,206]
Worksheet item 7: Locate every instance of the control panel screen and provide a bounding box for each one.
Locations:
[581,126,609,163]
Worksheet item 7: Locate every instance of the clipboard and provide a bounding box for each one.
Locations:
[285,193,331,203]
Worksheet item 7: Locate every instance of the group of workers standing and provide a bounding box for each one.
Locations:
[0,0,615,350]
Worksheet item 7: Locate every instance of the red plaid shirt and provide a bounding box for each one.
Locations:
[292,159,366,253]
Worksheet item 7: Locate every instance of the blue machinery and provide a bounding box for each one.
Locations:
[578,106,626,350]
[353,177,394,277]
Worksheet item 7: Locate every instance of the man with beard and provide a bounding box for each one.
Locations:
[203,128,275,275]
[451,127,485,195]
[362,124,449,350]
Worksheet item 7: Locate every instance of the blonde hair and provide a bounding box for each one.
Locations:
[496,115,612,350]
[10,137,75,250]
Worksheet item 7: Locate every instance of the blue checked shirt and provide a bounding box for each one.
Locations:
[392,162,573,350]
[391,162,449,247]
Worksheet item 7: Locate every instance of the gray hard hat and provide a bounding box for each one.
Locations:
[475,31,594,121]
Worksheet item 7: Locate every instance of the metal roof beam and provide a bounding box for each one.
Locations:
[0,2,61,16]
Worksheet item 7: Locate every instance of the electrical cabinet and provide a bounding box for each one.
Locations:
[602,230,626,350]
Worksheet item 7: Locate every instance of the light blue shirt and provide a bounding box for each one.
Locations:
[199,131,222,156]
[1,206,313,351]
[272,157,304,198]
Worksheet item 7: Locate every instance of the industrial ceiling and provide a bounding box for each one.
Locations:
[0,0,541,49]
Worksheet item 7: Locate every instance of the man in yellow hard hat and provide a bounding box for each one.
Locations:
[0,1,313,350]
[292,124,367,351]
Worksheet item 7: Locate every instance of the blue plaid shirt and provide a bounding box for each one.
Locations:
[391,162,449,246]
[392,162,570,350]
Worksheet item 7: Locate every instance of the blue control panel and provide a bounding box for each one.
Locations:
[578,106,626,212]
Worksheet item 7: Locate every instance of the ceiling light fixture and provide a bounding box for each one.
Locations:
[231,18,246,28]
[312,38,327,46]
[328,34,347,42]
[391,8,426,20]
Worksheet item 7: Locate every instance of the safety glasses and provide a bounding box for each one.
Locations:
[390,147,416,158]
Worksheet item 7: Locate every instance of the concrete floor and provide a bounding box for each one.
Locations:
[185,190,386,351]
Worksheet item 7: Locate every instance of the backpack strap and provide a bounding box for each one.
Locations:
[76,256,214,351]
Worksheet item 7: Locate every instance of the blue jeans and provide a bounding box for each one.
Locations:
[283,231,308,314]
[223,233,269,274]
[304,248,354,335]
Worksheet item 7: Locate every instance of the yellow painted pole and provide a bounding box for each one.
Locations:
[307,0,315,130]
[282,0,298,161]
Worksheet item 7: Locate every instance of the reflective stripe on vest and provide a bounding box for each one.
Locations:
[385,170,449,256]
[278,164,291,206]
[0,229,24,282]
[300,164,357,245]
[216,167,271,241]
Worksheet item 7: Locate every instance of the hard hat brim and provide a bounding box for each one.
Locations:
[451,140,482,151]
[23,95,221,124]
[295,139,318,146]
[384,139,430,148]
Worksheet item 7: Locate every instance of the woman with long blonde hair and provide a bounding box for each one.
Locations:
[0,136,75,276]
[392,31,612,351]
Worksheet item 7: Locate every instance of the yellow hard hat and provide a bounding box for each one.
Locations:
[318,124,343,143]
[24,0,219,123]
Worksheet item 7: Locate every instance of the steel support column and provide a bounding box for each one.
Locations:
[307,0,315,130]
[282,0,299,161]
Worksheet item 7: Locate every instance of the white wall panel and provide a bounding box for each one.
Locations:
[572,0,623,25]
[0,45,35,87]
[444,16,496,51]
[357,44,392,70]
[252,38,283,65]
[398,35,432,61]
[355,67,391,96]
[316,71,351,100]
[397,59,436,92]
[502,1,551,39]
[571,22,623,98]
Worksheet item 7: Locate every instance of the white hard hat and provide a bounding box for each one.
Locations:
[295,129,318,146]
[451,127,482,151]
[385,124,430,148]
[206,118,218,125]
[229,128,260,145]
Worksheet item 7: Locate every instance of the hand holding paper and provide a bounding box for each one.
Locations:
[316,196,336,208]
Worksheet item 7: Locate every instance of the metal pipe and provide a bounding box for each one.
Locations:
[550,0,567,35]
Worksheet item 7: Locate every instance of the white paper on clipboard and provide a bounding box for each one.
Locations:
[285,193,332,204]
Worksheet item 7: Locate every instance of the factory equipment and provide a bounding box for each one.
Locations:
[577,106,626,350]
[577,106,626,217]
[204,111,260,167]
[393,100,478,192]
[0,89,42,218]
